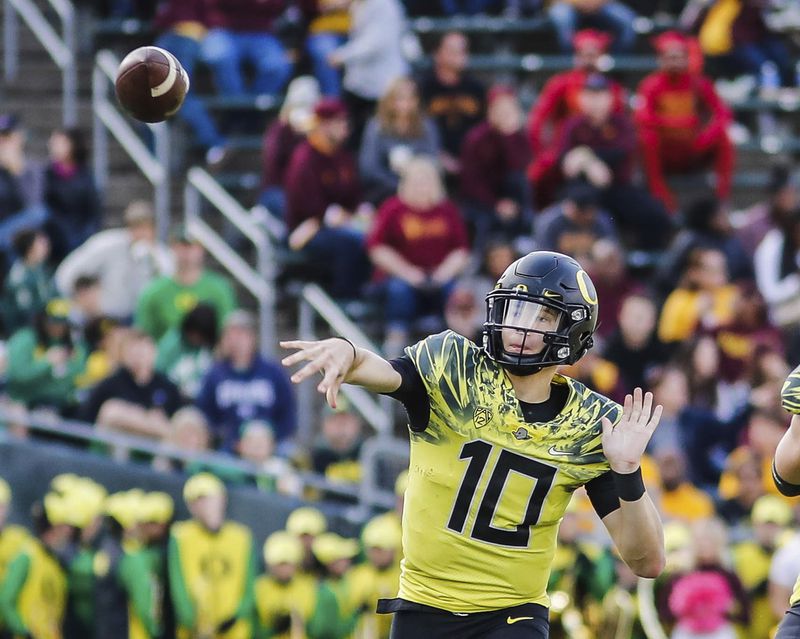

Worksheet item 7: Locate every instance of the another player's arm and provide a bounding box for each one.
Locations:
[281,338,401,408]
[775,365,800,495]
[599,389,666,579]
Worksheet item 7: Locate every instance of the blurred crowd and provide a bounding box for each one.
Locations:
[1,0,800,637]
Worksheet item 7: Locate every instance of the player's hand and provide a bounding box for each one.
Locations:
[601,387,663,474]
[781,363,800,414]
[281,338,357,408]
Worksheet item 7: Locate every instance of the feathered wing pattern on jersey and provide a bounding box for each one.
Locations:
[781,364,800,414]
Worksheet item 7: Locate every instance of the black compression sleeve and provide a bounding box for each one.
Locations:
[385,356,430,432]
[584,471,621,519]
[773,460,800,497]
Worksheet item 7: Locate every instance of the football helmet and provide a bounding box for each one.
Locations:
[483,251,598,376]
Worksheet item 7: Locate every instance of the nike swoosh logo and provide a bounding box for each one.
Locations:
[548,446,572,457]
[507,616,534,625]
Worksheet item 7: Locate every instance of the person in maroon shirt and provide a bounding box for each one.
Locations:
[635,31,735,212]
[367,156,470,353]
[459,86,532,250]
[527,29,627,209]
[284,98,371,299]
[259,76,321,220]
[557,73,673,249]
[200,0,293,98]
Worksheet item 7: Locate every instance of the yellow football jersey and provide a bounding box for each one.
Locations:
[398,331,621,613]
[791,573,800,607]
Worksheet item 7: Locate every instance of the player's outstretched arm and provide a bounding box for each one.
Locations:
[600,388,666,579]
[281,338,402,408]
[775,365,800,495]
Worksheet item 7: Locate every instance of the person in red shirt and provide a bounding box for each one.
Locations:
[367,156,470,354]
[527,29,626,209]
[635,31,735,212]
[460,86,532,250]
[284,98,371,299]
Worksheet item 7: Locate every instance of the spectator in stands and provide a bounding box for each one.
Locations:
[557,73,673,249]
[286,506,327,576]
[75,316,125,391]
[67,275,102,331]
[285,98,372,300]
[1,229,56,336]
[754,211,800,360]
[310,399,364,485]
[439,0,498,15]
[81,328,184,441]
[602,293,668,395]
[6,299,85,414]
[328,0,409,148]
[527,29,627,208]
[734,164,799,259]
[717,448,765,526]
[769,531,800,620]
[548,0,637,53]
[647,365,691,454]
[135,225,236,341]
[366,156,470,354]
[636,31,735,212]
[585,239,636,341]
[42,128,100,264]
[201,0,293,100]
[299,0,351,97]
[168,406,211,455]
[153,0,228,166]
[238,420,301,495]
[156,302,218,400]
[0,114,47,256]
[656,196,753,296]
[55,200,173,321]
[312,533,361,630]
[169,473,255,637]
[197,310,296,452]
[259,76,321,221]
[655,448,715,522]
[459,86,532,249]
[419,32,485,177]
[359,77,440,205]
[658,247,739,344]
[534,180,616,259]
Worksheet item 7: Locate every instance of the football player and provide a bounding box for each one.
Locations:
[773,364,800,638]
[282,250,666,638]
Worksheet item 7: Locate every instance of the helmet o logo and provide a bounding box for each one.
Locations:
[576,270,598,306]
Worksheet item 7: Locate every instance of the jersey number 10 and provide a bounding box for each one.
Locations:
[447,440,557,548]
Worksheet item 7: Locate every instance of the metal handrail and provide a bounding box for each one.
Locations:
[3,0,77,125]
[184,167,276,357]
[296,283,393,443]
[92,49,171,242]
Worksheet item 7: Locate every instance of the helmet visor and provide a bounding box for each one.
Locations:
[496,299,565,356]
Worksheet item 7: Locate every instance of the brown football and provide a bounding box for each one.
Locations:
[115,46,189,123]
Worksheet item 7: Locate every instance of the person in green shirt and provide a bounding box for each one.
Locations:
[135,226,236,341]
[1,228,57,336]
[5,298,86,411]
[138,491,176,639]
[311,532,363,639]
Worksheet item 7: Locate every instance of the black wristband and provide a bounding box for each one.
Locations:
[612,467,646,502]
[334,336,358,364]
[773,460,800,497]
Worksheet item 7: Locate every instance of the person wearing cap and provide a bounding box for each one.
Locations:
[55,200,174,321]
[153,0,229,166]
[0,496,73,639]
[548,0,636,54]
[255,530,335,639]
[196,309,296,451]
[1,228,57,335]
[5,298,86,412]
[359,76,441,206]
[350,516,402,639]
[259,76,321,221]
[526,29,627,209]
[138,492,176,639]
[635,30,734,212]
[312,532,362,637]
[286,506,327,577]
[459,86,532,250]
[284,97,372,300]
[92,490,161,639]
[80,328,185,441]
[557,72,673,250]
[169,473,255,638]
[135,225,236,342]
[731,495,791,639]
[309,396,365,488]
[0,478,31,637]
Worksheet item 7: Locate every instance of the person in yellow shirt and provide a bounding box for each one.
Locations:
[286,507,327,577]
[169,473,255,639]
[256,530,329,639]
[350,516,402,639]
[312,532,362,639]
[654,448,714,522]
[0,478,31,637]
[658,247,739,343]
[0,494,73,639]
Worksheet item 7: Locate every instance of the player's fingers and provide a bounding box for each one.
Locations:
[648,404,664,430]
[290,358,326,384]
[630,387,643,423]
[317,363,341,394]
[279,340,317,351]
[326,377,344,409]
[640,391,654,426]
[622,393,633,422]
[281,348,316,367]
[601,416,613,439]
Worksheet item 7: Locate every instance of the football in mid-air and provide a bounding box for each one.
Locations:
[115,46,189,123]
